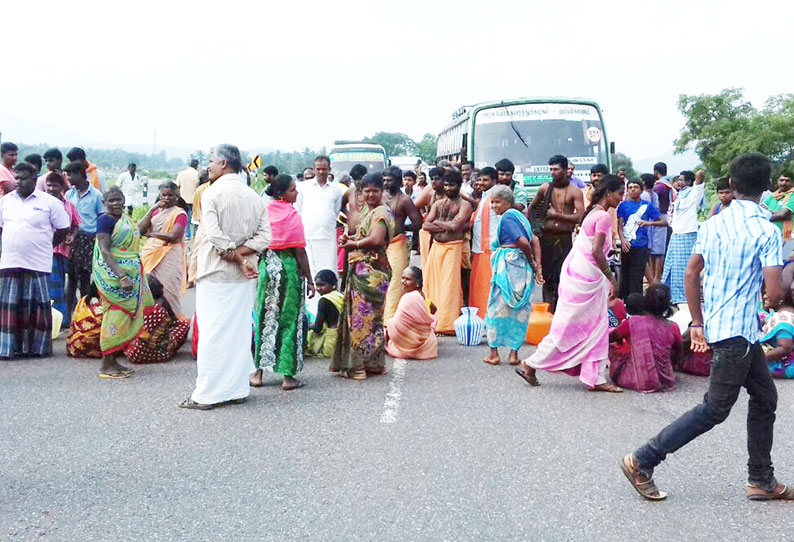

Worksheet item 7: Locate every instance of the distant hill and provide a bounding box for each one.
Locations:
[634,148,700,175]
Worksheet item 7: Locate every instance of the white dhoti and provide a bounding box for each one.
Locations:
[192,279,256,405]
[305,238,339,316]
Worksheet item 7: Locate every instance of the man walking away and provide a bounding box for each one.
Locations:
[0,162,70,358]
[175,159,200,239]
[181,144,270,410]
[622,153,794,501]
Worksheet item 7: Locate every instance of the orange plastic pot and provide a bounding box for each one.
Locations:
[525,302,553,345]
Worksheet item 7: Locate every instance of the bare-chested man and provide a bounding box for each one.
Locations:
[422,169,473,333]
[382,166,422,323]
[528,154,583,312]
[414,167,446,267]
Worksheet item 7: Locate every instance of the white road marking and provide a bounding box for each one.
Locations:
[379,359,407,424]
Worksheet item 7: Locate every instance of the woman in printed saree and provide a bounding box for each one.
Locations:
[331,173,394,380]
[608,284,681,392]
[123,275,190,364]
[93,186,154,379]
[760,296,794,379]
[516,175,625,392]
[138,181,188,318]
[483,185,543,366]
[307,269,344,358]
[251,175,315,391]
[385,266,437,360]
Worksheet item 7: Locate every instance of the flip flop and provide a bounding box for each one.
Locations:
[483,357,501,366]
[282,381,305,391]
[178,398,214,410]
[249,380,264,388]
[99,372,130,380]
[515,366,539,386]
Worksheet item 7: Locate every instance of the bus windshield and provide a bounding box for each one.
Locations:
[472,103,607,184]
[329,150,387,176]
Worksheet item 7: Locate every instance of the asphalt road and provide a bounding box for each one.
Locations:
[2,290,793,541]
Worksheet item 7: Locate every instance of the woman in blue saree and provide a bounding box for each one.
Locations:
[483,185,544,366]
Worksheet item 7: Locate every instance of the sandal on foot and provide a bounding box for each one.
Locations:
[589,382,623,393]
[282,380,305,391]
[249,379,264,388]
[508,358,521,366]
[515,365,539,386]
[747,483,794,501]
[483,357,501,366]
[99,372,130,380]
[620,454,667,501]
[340,371,367,380]
[178,398,214,410]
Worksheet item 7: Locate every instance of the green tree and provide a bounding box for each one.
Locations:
[414,133,438,164]
[363,132,416,157]
[674,88,794,178]
[611,151,637,178]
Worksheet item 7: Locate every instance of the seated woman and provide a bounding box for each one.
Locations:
[759,295,794,379]
[386,266,438,360]
[123,276,190,364]
[307,269,344,358]
[609,284,681,392]
[67,283,103,359]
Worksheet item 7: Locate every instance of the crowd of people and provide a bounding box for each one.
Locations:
[1,139,793,500]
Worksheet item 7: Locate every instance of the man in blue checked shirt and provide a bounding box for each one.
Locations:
[621,153,794,502]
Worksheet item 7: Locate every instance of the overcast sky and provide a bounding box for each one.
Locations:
[2,0,792,162]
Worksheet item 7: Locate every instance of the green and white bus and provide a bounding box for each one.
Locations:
[328,143,389,178]
[437,98,612,200]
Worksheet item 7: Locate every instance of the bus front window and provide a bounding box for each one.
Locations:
[472,104,607,184]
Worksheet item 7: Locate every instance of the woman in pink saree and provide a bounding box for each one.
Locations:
[516,175,625,392]
[138,182,188,318]
[386,266,437,360]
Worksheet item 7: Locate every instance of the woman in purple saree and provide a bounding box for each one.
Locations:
[516,175,625,392]
[609,284,682,392]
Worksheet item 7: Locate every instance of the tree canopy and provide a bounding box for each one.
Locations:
[675,88,794,177]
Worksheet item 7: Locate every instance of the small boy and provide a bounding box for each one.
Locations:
[617,179,667,298]
[306,270,344,357]
[708,176,734,217]
[45,172,81,329]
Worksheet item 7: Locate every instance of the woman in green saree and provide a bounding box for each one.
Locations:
[251,175,315,391]
[331,173,394,380]
[93,186,154,379]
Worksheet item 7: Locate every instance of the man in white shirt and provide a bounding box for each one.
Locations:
[116,163,144,214]
[661,169,706,304]
[181,144,271,410]
[295,155,343,314]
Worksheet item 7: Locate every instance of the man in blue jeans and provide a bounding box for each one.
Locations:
[622,153,794,501]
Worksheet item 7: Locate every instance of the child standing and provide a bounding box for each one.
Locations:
[617,179,667,298]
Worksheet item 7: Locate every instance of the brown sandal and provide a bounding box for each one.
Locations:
[747,483,794,501]
[620,454,667,501]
